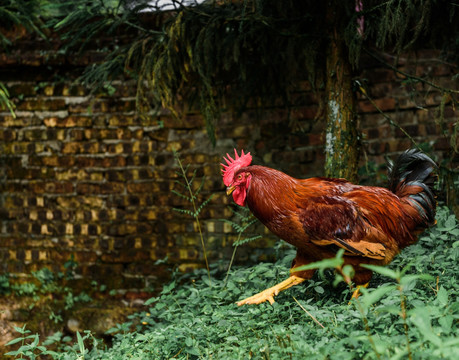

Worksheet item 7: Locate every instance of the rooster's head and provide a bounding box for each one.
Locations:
[221,149,252,206]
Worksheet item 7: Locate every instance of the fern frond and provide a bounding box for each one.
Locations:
[238,218,260,232]
[173,208,196,217]
[233,235,262,247]
[170,189,193,202]
[220,219,245,233]
[193,176,206,197]
[194,194,214,217]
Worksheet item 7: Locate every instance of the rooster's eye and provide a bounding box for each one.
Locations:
[237,174,242,180]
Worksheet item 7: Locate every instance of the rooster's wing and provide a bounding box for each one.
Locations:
[299,195,387,260]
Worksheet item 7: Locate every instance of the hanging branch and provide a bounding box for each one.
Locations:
[355,80,421,150]
[364,49,459,96]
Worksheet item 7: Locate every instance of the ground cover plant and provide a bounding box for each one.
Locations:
[5,206,459,359]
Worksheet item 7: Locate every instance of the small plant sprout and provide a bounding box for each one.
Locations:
[221,205,262,285]
[172,149,213,284]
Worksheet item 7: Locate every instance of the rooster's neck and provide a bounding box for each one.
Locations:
[245,166,302,222]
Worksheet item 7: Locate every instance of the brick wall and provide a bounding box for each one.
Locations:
[357,51,458,166]
[1,36,458,292]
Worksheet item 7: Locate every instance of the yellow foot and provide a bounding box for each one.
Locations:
[349,282,369,303]
[237,275,305,306]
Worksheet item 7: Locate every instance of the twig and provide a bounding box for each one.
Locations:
[356,82,421,150]
[399,287,413,360]
[292,296,325,329]
[352,299,382,360]
[364,49,459,95]
[224,237,240,286]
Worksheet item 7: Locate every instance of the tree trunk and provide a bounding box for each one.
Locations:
[324,17,360,182]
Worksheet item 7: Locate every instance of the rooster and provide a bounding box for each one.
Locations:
[221,149,437,305]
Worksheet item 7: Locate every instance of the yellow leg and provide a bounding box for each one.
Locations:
[350,282,369,301]
[237,275,306,306]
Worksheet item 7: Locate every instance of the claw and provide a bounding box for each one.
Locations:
[237,290,276,306]
[237,275,306,306]
[348,282,370,304]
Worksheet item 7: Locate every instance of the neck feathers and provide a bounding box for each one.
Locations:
[245,166,301,221]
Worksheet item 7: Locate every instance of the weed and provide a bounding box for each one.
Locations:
[172,150,213,284]
[0,273,11,295]
[220,205,262,285]
[5,325,52,359]
[2,257,93,325]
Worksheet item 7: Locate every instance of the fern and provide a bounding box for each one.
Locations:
[221,205,262,284]
[172,150,213,284]
[0,0,45,48]
[233,234,262,247]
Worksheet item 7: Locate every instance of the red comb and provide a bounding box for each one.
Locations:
[221,149,252,186]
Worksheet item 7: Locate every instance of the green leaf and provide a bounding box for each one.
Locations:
[358,284,397,308]
[186,346,200,356]
[13,325,30,335]
[233,235,262,247]
[162,281,176,294]
[30,334,39,348]
[360,264,399,279]
[436,286,448,306]
[439,315,453,333]
[314,286,324,294]
[399,273,434,286]
[444,215,457,229]
[0,82,16,117]
[4,351,20,356]
[410,311,442,347]
[144,297,157,306]
[377,304,401,315]
[76,331,85,355]
[5,337,25,346]
[185,337,193,347]
[293,249,344,273]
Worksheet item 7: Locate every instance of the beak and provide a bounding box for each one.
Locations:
[226,185,236,196]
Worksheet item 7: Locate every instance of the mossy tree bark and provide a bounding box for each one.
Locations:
[324,12,360,183]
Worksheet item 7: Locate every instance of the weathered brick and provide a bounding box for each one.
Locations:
[101,249,150,263]
[358,97,396,113]
[1,115,43,127]
[7,83,38,97]
[0,129,17,141]
[62,141,100,154]
[16,98,66,111]
[44,116,92,127]
[162,114,204,129]
[76,182,125,195]
[395,124,419,138]
[29,181,74,194]
[126,182,161,194]
[107,115,139,126]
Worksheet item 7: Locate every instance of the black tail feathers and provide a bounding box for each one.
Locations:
[388,149,438,225]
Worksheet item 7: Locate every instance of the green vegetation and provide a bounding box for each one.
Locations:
[0,0,46,116]
[221,205,262,285]
[1,257,93,325]
[5,206,459,359]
